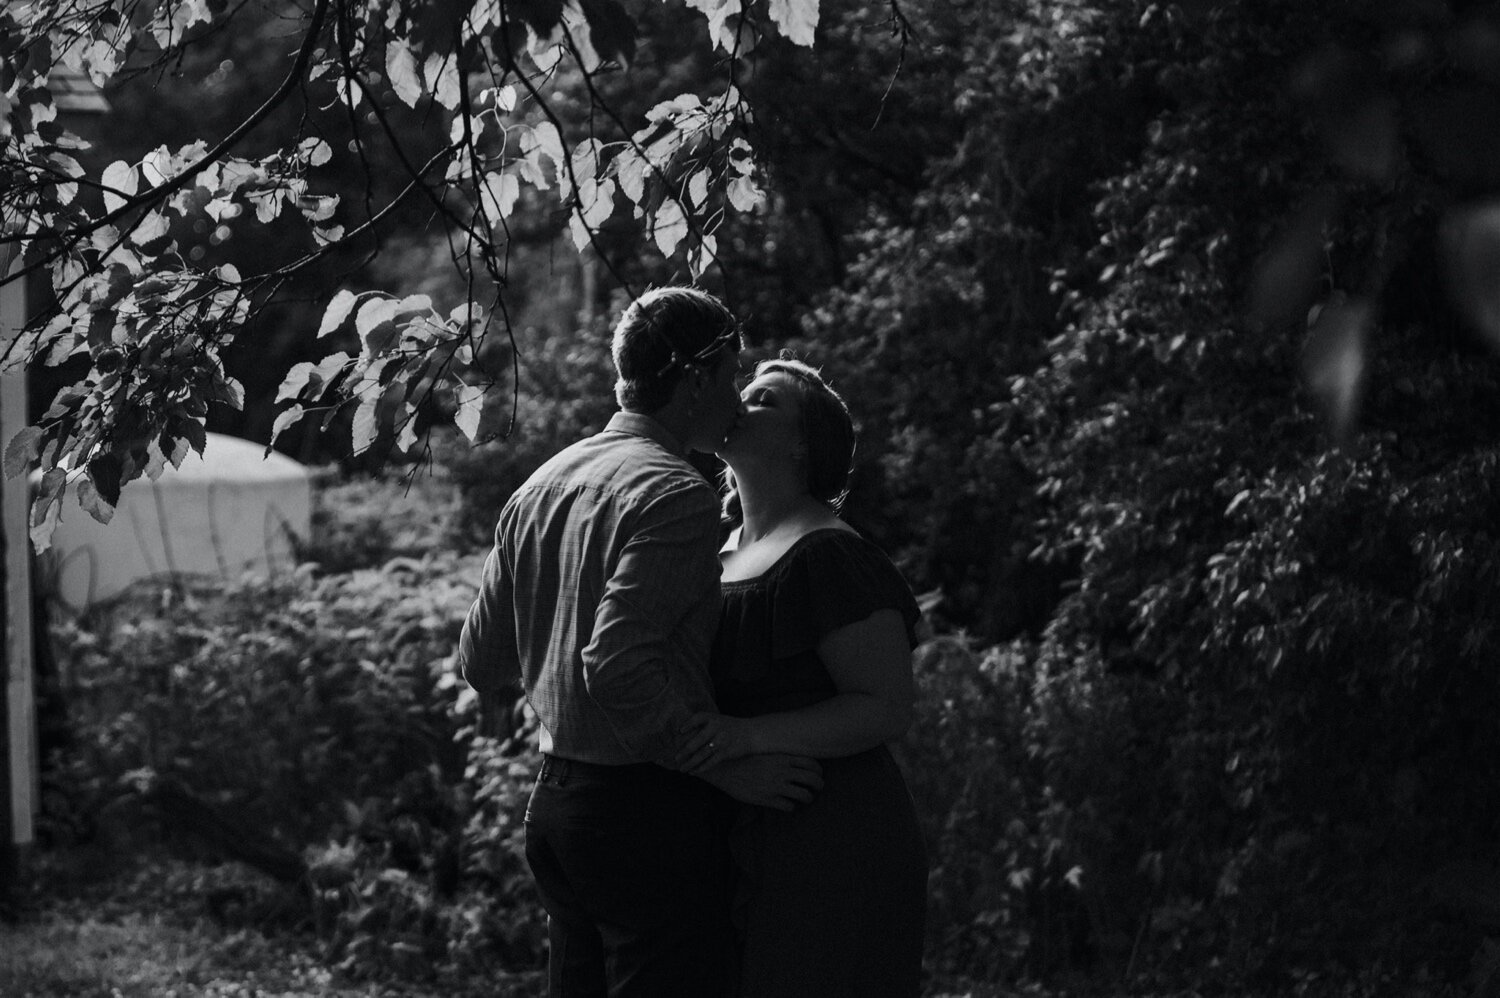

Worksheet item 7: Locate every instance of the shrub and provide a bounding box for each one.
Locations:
[43,543,550,984]
[903,636,1087,983]
[298,470,467,571]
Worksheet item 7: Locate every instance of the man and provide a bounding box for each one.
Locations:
[458,286,823,997]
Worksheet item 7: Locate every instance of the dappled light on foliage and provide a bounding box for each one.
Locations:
[10,0,1500,995]
[1,0,825,540]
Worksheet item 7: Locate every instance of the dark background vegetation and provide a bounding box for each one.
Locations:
[20,0,1500,994]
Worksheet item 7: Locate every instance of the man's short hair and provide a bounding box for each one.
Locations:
[612,287,739,413]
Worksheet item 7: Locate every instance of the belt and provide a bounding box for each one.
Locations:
[538,753,658,783]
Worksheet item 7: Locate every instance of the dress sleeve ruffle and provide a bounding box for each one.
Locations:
[717,531,921,684]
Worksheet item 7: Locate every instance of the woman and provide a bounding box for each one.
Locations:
[677,356,927,997]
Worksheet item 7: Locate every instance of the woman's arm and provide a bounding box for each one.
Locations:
[677,608,914,769]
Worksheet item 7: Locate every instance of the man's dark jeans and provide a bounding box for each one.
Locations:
[524,755,733,998]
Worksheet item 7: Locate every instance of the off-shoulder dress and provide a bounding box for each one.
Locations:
[711,528,927,997]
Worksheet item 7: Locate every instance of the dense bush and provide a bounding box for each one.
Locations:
[986,0,1500,989]
[43,521,548,986]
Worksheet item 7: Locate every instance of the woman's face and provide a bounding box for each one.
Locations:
[718,371,805,467]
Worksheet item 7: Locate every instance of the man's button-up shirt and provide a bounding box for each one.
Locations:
[458,411,721,765]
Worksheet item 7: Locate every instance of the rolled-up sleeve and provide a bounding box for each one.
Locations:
[581,481,720,762]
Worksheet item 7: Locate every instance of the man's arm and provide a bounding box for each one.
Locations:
[581,482,720,762]
[458,538,523,738]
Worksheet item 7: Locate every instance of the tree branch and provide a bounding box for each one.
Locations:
[0,0,334,292]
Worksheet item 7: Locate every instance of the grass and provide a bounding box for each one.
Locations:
[1,912,353,998]
[1,851,1025,998]
[4,849,1465,998]
[0,853,539,998]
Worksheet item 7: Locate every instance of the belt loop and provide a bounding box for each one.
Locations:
[541,754,570,786]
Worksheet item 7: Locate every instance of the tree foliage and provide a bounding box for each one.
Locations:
[1,0,841,541]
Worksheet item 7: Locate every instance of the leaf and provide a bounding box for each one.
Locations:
[480,171,521,220]
[1441,200,1500,353]
[87,452,124,507]
[568,210,592,252]
[451,110,485,145]
[29,492,64,552]
[251,190,282,223]
[130,209,170,245]
[298,137,333,167]
[524,122,565,183]
[684,0,742,48]
[652,198,688,258]
[141,146,176,187]
[33,468,67,516]
[395,406,420,453]
[204,197,239,222]
[298,194,338,222]
[727,175,763,212]
[534,28,567,73]
[357,296,400,346]
[516,122,564,189]
[76,477,115,525]
[614,149,649,204]
[351,392,380,454]
[728,137,754,176]
[578,176,615,229]
[453,382,486,442]
[386,38,423,108]
[166,435,191,468]
[424,52,461,111]
[214,375,245,409]
[352,297,399,355]
[645,93,703,124]
[1301,295,1370,445]
[143,439,167,480]
[319,289,358,337]
[579,0,637,67]
[280,360,318,402]
[396,294,435,316]
[690,233,718,278]
[101,160,137,213]
[768,0,817,46]
[686,169,710,209]
[4,426,43,478]
[271,404,307,445]
[180,418,208,455]
[453,381,511,443]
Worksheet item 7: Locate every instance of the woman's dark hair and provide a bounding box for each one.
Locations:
[721,354,855,524]
[612,286,739,413]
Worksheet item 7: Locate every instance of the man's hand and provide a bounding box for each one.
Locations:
[697,754,823,811]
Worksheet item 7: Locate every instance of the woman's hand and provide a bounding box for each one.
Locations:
[676,712,757,773]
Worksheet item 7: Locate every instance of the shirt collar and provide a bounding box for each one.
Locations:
[606,411,687,458]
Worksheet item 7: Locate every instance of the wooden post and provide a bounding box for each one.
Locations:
[1,245,33,889]
[0,70,107,890]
